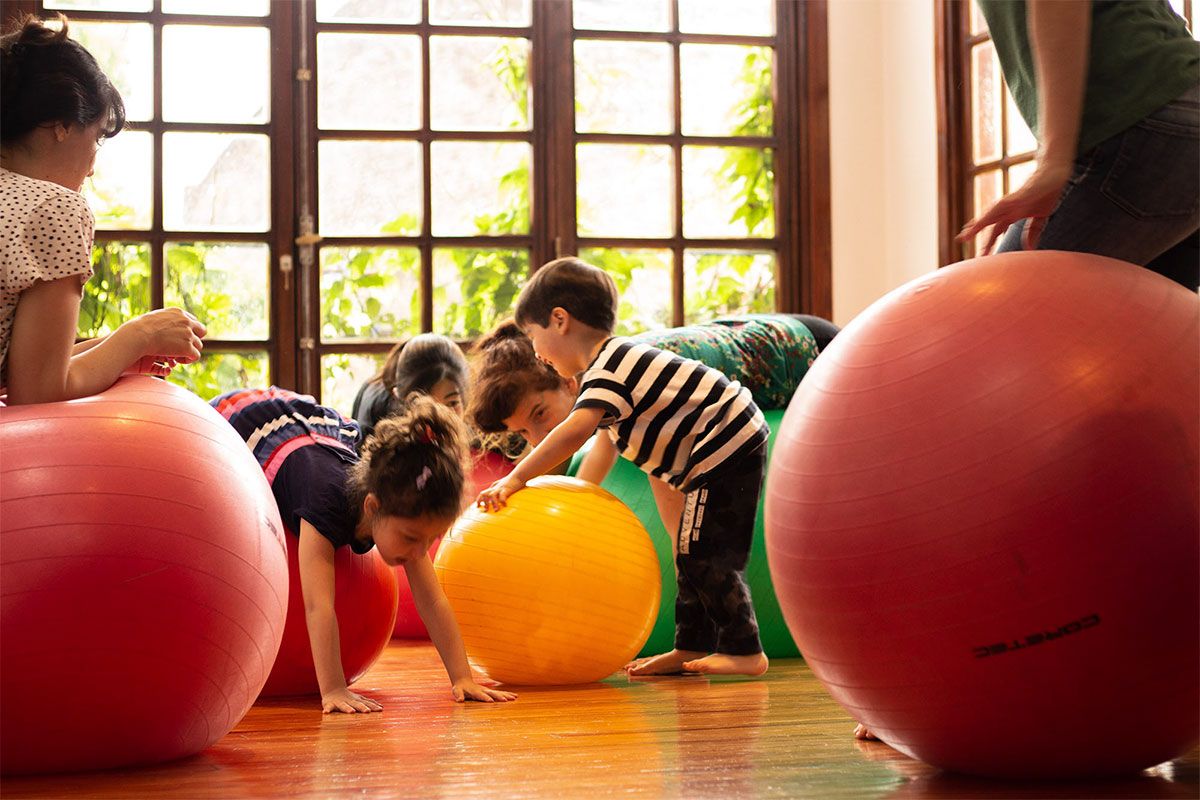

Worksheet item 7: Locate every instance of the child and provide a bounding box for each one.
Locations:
[214,387,516,712]
[476,257,771,677]
[351,333,468,436]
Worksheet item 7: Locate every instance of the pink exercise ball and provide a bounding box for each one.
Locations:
[765,252,1198,779]
[392,449,514,639]
[260,533,397,697]
[0,377,288,774]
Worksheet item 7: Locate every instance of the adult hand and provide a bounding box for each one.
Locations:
[957,160,1072,255]
[127,307,207,364]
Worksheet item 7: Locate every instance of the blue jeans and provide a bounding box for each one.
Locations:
[997,84,1199,291]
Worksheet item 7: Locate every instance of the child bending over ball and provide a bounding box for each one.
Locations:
[475,257,770,677]
[214,388,516,712]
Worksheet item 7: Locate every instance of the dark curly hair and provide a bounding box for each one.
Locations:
[1,13,126,146]
[468,319,567,436]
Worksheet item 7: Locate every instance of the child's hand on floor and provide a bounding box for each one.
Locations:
[452,678,518,703]
[475,475,525,511]
[321,687,383,714]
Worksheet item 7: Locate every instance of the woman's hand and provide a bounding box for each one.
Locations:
[321,687,383,714]
[125,307,207,365]
[475,475,526,512]
[957,159,1073,255]
[451,678,517,703]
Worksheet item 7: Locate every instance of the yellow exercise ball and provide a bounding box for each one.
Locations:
[435,475,661,685]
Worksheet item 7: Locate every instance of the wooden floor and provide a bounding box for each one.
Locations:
[3,641,1197,799]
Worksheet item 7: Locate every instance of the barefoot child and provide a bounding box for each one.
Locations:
[214,388,516,712]
[476,257,770,677]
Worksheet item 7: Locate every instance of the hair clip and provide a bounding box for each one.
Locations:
[415,465,432,490]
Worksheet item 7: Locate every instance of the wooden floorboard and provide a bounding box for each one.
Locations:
[3,641,1197,799]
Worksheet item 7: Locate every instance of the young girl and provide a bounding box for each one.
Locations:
[213,387,515,713]
[0,14,205,404]
[351,333,468,435]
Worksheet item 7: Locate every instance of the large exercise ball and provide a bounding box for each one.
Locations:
[0,377,288,774]
[568,411,799,658]
[393,450,515,639]
[435,476,660,685]
[765,252,1199,779]
[260,533,397,696]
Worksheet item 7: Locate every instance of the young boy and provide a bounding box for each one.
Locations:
[475,257,770,677]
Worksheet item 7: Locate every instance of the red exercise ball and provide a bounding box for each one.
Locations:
[765,252,1199,779]
[0,377,288,774]
[392,449,514,639]
[261,530,397,696]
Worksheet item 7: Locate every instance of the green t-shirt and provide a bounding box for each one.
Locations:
[978,0,1200,153]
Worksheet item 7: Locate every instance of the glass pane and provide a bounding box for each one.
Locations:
[79,242,152,338]
[162,0,269,15]
[429,0,531,26]
[678,0,774,36]
[681,44,773,137]
[433,248,529,339]
[318,33,421,130]
[320,247,421,341]
[322,354,388,415]
[577,144,674,238]
[683,250,776,325]
[683,146,775,238]
[1008,160,1036,192]
[579,248,671,335]
[163,133,270,232]
[430,36,530,131]
[431,142,530,236]
[573,0,669,32]
[316,0,421,24]
[170,352,269,402]
[85,131,152,230]
[971,41,1002,165]
[575,40,672,135]
[1005,88,1037,156]
[162,26,270,124]
[165,242,269,341]
[969,0,988,36]
[45,0,151,11]
[70,22,153,122]
[162,133,267,232]
[318,140,422,236]
[972,169,1003,254]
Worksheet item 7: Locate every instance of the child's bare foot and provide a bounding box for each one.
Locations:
[680,652,768,676]
[854,723,880,741]
[625,649,707,676]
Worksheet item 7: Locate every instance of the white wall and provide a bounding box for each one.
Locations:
[827,0,940,326]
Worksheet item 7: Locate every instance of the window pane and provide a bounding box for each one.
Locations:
[678,0,774,36]
[433,248,529,339]
[162,26,270,124]
[681,44,773,137]
[1008,160,1036,192]
[431,142,530,236]
[429,0,531,26]
[163,133,271,232]
[577,144,673,237]
[46,0,151,11]
[430,37,530,131]
[683,250,776,325]
[165,242,269,341]
[972,169,1003,254]
[971,41,1002,165]
[320,247,421,341]
[170,352,269,402]
[316,0,421,24]
[573,0,669,32]
[79,242,151,338]
[70,22,152,122]
[1005,88,1037,156]
[683,146,775,238]
[322,354,387,415]
[574,41,672,135]
[579,248,671,335]
[85,131,152,230]
[162,0,269,15]
[318,33,421,130]
[318,140,422,236]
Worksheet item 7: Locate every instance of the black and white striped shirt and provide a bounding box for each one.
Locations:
[574,337,769,492]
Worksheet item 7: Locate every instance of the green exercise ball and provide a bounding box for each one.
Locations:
[567,409,798,658]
